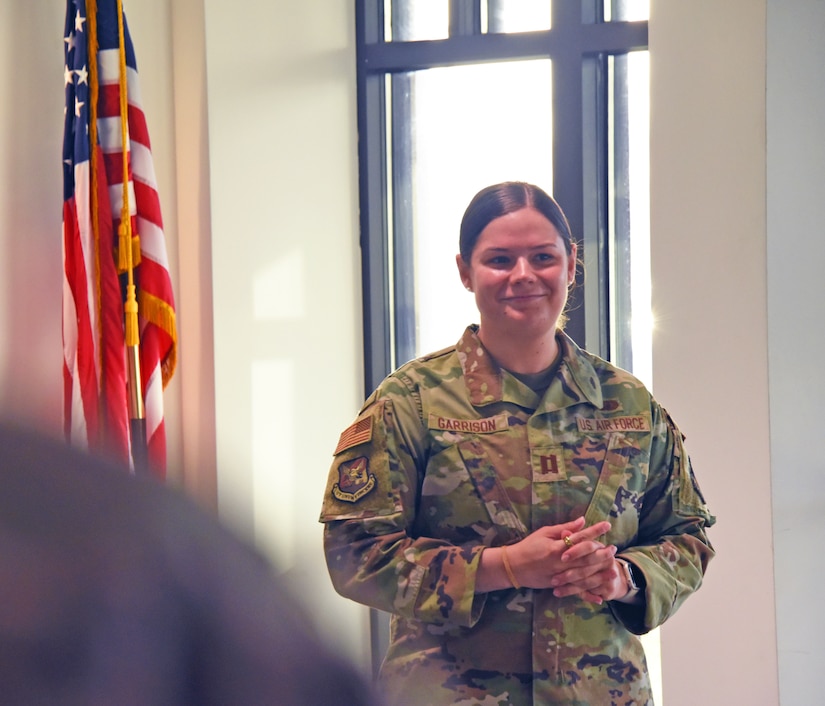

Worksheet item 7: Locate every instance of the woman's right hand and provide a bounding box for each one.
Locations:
[476,517,615,599]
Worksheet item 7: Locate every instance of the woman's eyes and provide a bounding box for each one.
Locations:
[486,253,556,266]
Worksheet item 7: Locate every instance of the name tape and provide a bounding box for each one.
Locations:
[428,412,509,434]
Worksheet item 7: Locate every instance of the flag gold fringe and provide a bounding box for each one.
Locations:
[137,290,178,388]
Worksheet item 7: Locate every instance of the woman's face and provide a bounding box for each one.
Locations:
[456,207,577,342]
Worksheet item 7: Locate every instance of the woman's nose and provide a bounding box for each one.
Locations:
[512,257,535,282]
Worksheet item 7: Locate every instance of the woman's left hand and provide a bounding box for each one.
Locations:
[549,554,628,603]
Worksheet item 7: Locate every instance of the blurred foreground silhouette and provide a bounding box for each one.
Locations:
[0,423,378,706]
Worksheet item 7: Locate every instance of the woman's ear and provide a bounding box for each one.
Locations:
[567,243,578,286]
[456,254,472,291]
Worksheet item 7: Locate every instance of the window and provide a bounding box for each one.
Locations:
[357,0,649,382]
[355,0,652,682]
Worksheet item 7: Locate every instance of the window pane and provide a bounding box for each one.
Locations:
[626,50,651,385]
[604,0,650,22]
[607,50,650,384]
[486,0,551,34]
[397,60,553,355]
[385,0,449,42]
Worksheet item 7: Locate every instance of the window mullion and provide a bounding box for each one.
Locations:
[551,46,587,347]
[449,0,481,37]
[357,72,393,394]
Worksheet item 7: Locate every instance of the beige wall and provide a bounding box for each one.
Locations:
[0,2,68,435]
[650,2,777,705]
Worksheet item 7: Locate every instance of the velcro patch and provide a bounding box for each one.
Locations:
[577,415,650,433]
[334,416,373,455]
[531,446,568,482]
[331,456,376,503]
[427,412,508,434]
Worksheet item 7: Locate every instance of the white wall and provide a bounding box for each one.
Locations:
[3,0,823,702]
[767,0,825,703]
[200,0,369,668]
[650,3,778,704]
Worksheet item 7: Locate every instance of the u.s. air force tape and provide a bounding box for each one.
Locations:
[577,415,650,433]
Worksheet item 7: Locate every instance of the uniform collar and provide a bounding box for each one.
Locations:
[456,325,604,410]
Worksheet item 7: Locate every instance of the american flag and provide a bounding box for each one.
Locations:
[62,0,177,474]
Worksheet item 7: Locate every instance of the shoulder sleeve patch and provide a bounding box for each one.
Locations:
[331,456,376,503]
[334,416,373,455]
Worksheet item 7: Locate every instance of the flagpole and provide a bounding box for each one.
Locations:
[85,0,106,446]
[114,0,147,472]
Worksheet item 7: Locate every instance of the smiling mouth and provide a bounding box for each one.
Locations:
[503,294,545,303]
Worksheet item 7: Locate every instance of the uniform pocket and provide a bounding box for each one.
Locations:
[455,437,529,544]
[582,433,643,543]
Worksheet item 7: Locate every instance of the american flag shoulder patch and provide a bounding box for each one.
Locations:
[334,416,373,455]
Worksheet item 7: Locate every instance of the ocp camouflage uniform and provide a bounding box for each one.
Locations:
[320,325,715,706]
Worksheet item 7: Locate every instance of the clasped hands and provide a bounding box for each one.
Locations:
[477,516,628,604]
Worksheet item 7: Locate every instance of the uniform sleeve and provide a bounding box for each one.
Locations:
[611,402,716,634]
[319,376,487,629]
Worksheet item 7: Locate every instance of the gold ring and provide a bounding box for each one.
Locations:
[563,535,574,548]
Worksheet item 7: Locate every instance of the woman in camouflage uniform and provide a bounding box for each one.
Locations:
[320,182,715,706]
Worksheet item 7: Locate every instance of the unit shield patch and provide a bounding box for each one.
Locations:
[332,456,376,503]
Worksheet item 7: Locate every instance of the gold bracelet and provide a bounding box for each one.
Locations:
[500,545,521,589]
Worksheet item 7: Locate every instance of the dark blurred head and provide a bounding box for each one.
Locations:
[0,423,379,706]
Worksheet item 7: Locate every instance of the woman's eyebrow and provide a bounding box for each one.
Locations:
[480,243,562,253]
